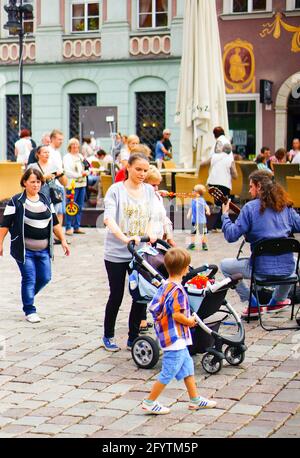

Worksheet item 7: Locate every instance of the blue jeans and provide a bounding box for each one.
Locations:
[220,257,292,303]
[17,249,52,315]
[65,186,85,230]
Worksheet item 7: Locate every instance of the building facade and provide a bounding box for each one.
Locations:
[217,0,300,157]
[0,0,184,160]
[0,0,299,161]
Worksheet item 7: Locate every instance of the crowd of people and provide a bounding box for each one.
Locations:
[0,124,300,416]
[254,138,300,171]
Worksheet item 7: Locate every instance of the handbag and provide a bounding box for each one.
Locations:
[48,180,63,204]
[82,158,90,171]
[37,162,63,204]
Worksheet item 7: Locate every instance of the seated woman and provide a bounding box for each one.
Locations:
[269,148,287,172]
[255,153,273,174]
[220,170,300,320]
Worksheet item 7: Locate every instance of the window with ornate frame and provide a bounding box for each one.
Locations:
[71,1,100,33]
[137,0,168,29]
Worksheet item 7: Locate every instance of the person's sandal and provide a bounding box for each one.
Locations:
[139,322,153,334]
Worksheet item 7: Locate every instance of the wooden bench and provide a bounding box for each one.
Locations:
[286,176,300,208]
[0,162,23,201]
[273,163,300,190]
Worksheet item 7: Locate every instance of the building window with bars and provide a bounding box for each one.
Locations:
[69,93,97,139]
[138,0,168,29]
[232,0,271,12]
[71,2,100,33]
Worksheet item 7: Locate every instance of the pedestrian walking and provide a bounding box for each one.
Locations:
[0,168,70,323]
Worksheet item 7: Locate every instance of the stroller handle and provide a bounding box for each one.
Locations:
[127,237,169,255]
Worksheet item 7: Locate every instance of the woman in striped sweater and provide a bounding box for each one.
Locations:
[0,169,70,323]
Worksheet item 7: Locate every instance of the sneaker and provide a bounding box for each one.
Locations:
[101,336,120,352]
[187,243,196,250]
[266,299,291,314]
[25,313,41,323]
[189,396,217,410]
[142,400,170,415]
[127,339,133,351]
[241,306,264,320]
[202,243,208,251]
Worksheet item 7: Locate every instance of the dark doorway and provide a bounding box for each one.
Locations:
[287,91,300,150]
[227,100,256,159]
[69,93,97,139]
[6,95,32,161]
[136,91,165,155]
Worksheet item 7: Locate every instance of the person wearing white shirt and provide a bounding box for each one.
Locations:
[119,135,140,168]
[210,126,231,157]
[292,151,300,165]
[48,129,65,240]
[15,129,33,166]
[203,141,237,232]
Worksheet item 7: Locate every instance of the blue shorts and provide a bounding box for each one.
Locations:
[158,348,194,385]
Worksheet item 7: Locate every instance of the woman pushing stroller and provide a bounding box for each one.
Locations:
[102,153,157,352]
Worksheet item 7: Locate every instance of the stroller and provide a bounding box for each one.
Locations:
[128,237,247,375]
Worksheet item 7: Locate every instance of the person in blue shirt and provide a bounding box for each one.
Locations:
[155,133,172,167]
[220,170,300,320]
[187,184,210,251]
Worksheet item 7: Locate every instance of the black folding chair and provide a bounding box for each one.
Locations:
[248,237,300,331]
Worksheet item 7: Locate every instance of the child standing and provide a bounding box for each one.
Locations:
[187,184,210,251]
[142,248,217,414]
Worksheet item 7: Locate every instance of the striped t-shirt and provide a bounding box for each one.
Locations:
[149,282,192,350]
[24,198,58,251]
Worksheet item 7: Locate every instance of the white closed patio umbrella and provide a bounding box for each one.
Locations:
[175,0,229,167]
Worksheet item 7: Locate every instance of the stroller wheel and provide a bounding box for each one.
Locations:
[201,352,223,374]
[131,336,159,369]
[224,346,245,366]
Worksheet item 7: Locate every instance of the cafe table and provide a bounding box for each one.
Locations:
[159,168,197,193]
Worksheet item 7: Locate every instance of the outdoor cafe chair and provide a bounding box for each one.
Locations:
[248,237,300,331]
[273,163,300,190]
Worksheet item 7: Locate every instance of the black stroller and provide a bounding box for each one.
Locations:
[127,237,247,375]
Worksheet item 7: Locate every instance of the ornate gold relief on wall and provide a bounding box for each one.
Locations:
[223,39,256,94]
[260,12,300,53]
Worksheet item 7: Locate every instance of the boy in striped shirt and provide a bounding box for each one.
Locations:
[142,248,216,414]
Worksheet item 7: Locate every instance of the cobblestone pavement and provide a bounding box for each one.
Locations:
[0,228,299,438]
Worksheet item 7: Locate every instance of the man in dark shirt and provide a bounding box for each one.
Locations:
[27,133,51,165]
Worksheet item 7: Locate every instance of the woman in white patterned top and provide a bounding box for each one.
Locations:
[102,153,157,352]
